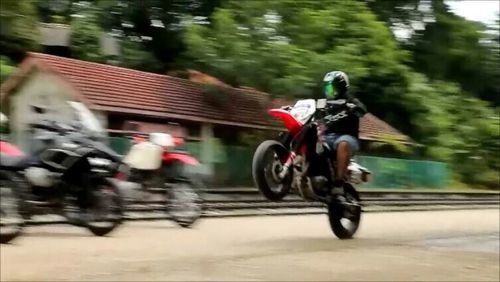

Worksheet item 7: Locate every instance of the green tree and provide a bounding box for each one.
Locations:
[0,56,16,83]
[66,1,163,71]
[120,39,161,72]
[95,0,222,72]
[183,0,415,129]
[37,0,72,24]
[70,2,105,63]
[0,0,39,61]
[410,1,499,105]
[182,0,500,188]
[368,0,500,105]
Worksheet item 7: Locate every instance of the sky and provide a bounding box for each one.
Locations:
[446,0,499,25]
[392,1,499,40]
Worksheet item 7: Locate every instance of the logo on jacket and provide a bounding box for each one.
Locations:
[325,110,348,122]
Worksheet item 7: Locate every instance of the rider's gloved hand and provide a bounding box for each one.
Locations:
[347,98,367,117]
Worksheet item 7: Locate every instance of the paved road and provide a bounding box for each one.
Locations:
[1,209,499,281]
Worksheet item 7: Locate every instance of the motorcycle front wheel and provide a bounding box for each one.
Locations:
[166,180,202,228]
[0,171,25,244]
[84,176,123,236]
[327,183,362,239]
[252,140,292,201]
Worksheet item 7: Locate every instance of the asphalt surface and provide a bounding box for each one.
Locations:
[1,209,499,281]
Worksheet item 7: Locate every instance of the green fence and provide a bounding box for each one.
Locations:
[2,134,449,189]
[105,137,448,189]
[354,156,448,189]
[108,137,133,155]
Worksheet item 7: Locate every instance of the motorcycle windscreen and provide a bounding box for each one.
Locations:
[268,109,303,135]
[67,101,106,135]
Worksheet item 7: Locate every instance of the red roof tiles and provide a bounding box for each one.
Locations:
[1,52,410,142]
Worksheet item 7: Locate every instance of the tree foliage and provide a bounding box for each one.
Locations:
[0,0,39,61]
[369,0,500,105]
[182,0,499,187]
[94,0,221,71]
[0,56,16,83]
[0,0,498,187]
[410,2,500,105]
[70,2,105,63]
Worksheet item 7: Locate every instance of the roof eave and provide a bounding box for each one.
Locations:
[98,106,283,131]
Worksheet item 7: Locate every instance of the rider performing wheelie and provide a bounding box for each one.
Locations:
[320,71,367,201]
[252,70,371,238]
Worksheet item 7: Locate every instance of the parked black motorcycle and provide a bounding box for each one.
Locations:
[0,103,124,244]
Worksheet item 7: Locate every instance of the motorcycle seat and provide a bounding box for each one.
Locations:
[0,153,29,169]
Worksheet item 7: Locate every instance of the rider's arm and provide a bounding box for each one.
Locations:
[346,98,367,117]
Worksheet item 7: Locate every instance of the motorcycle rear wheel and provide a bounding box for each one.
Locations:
[0,171,25,244]
[327,183,362,239]
[252,140,292,201]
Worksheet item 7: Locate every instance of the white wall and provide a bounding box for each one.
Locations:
[8,70,107,151]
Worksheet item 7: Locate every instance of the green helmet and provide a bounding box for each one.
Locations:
[323,71,349,99]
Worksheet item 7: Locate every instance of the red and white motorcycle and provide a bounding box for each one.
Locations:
[118,132,203,227]
[252,99,371,239]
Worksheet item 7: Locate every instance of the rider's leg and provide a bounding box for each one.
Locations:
[331,135,359,196]
[335,141,351,182]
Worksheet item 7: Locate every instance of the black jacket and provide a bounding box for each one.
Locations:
[321,97,367,139]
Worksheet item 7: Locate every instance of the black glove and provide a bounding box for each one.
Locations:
[346,98,367,117]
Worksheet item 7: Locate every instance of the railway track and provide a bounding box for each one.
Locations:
[22,190,499,224]
[126,196,499,211]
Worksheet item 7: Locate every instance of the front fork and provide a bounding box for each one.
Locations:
[277,142,309,180]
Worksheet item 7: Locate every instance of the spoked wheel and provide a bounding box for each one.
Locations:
[0,171,25,244]
[327,183,362,239]
[84,177,123,236]
[166,181,202,228]
[252,140,292,201]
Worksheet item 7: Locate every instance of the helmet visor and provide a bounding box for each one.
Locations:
[324,82,335,98]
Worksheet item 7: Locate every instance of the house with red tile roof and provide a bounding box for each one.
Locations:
[0,52,412,163]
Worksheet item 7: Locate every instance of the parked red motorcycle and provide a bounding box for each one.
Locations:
[252,99,371,239]
[117,132,203,227]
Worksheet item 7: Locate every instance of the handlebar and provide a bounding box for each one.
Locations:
[30,120,81,133]
[30,120,59,131]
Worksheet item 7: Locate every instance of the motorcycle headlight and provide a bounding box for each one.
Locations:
[61,142,78,149]
[88,157,112,167]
